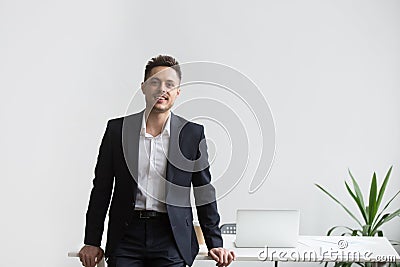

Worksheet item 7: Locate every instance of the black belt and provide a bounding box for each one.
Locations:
[133,210,168,219]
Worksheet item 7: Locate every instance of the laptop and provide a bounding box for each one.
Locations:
[234,209,300,248]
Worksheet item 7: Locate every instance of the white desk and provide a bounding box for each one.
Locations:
[196,235,400,266]
[69,235,400,266]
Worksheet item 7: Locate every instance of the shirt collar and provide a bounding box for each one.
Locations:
[140,112,171,137]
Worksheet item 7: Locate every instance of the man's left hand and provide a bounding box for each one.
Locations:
[208,247,236,266]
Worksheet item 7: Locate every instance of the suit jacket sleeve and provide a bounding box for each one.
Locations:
[192,125,223,250]
[84,120,114,247]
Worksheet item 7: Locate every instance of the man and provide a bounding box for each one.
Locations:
[79,55,235,267]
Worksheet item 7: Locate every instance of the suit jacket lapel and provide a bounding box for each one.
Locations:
[167,112,182,183]
[122,111,143,185]
[167,112,193,208]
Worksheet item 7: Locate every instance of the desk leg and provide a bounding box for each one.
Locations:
[274,261,278,267]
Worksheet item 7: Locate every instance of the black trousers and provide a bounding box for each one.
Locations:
[106,214,186,267]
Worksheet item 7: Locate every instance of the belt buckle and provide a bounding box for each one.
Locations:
[139,211,150,219]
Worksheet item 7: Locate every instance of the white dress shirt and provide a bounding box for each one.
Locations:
[134,112,170,212]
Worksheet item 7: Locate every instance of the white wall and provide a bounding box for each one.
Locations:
[1,1,399,266]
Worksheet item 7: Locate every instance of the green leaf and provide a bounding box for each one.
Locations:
[370,213,389,235]
[372,208,400,233]
[381,189,400,212]
[372,189,400,229]
[348,169,367,217]
[345,181,368,224]
[376,230,383,237]
[378,208,400,225]
[362,225,370,236]
[327,225,355,236]
[376,166,392,213]
[368,172,378,224]
[315,183,363,227]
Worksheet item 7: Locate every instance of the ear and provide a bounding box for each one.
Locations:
[176,86,181,96]
[141,82,145,94]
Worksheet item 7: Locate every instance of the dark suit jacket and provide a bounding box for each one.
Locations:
[84,111,223,266]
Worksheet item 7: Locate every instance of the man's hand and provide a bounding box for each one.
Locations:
[208,247,236,266]
[78,245,104,267]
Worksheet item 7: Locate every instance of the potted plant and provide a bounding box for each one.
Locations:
[315,166,400,267]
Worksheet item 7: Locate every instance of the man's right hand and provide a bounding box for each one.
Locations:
[78,245,104,267]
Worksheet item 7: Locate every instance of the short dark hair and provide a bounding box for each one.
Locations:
[144,55,182,82]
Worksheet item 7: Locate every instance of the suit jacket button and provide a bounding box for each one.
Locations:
[125,222,129,226]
